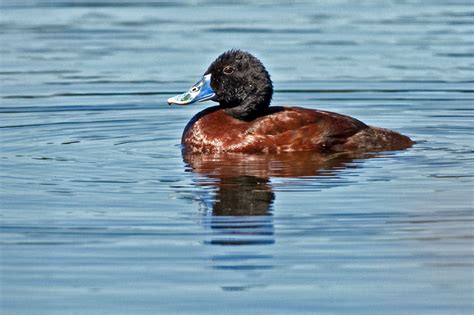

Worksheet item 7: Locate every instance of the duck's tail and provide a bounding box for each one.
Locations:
[341,126,414,152]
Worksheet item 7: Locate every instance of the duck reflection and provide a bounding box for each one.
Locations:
[213,176,274,217]
[183,151,371,247]
[199,175,275,246]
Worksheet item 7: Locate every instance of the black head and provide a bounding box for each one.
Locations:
[205,50,273,121]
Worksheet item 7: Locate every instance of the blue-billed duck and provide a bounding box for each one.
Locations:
[168,50,413,153]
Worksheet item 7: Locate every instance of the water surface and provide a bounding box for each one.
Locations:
[1,1,473,314]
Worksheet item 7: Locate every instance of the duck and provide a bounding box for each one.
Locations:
[168,49,413,153]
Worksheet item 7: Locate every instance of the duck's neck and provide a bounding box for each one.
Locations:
[222,100,269,121]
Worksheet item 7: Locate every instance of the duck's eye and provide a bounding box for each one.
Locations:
[191,86,199,93]
[223,66,235,75]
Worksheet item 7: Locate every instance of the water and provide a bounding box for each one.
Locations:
[1,0,473,314]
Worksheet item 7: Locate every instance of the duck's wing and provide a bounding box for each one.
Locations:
[246,107,368,152]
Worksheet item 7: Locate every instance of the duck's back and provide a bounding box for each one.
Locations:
[182,106,413,153]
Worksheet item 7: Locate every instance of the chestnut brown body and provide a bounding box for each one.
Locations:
[182,106,413,153]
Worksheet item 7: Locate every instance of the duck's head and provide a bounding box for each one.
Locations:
[168,50,273,121]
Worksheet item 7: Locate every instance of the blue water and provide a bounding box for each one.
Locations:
[1,1,473,314]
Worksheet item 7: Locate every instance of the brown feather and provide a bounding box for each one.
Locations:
[182,106,413,153]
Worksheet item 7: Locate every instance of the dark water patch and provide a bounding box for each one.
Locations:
[0,119,140,129]
[213,265,273,271]
[1,24,150,36]
[437,52,474,58]
[306,40,359,46]
[113,18,173,27]
[211,254,273,261]
[0,104,159,114]
[59,75,104,80]
[2,91,179,99]
[45,79,169,85]
[1,1,189,9]
[205,239,275,246]
[442,10,474,17]
[207,27,322,34]
[0,70,79,75]
[60,140,81,145]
